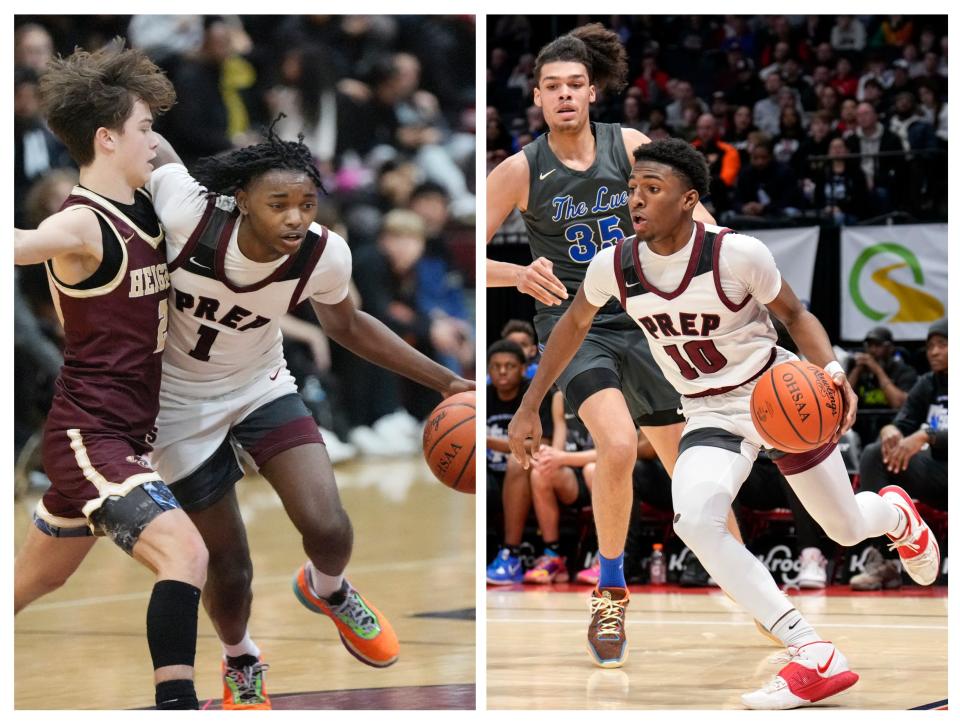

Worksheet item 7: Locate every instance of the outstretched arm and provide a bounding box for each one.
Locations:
[14,209,101,266]
[486,151,568,305]
[507,288,600,467]
[310,295,474,398]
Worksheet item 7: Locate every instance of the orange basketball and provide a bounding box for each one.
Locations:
[750,361,843,453]
[422,390,475,493]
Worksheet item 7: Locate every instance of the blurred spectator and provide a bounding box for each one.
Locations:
[13,23,54,73]
[728,138,802,222]
[621,93,646,132]
[850,319,947,591]
[160,16,255,166]
[346,209,472,429]
[837,97,859,136]
[873,15,914,50]
[857,54,893,99]
[794,110,837,180]
[830,56,859,99]
[889,91,936,151]
[500,319,539,378]
[772,106,804,165]
[831,16,867,53]
[917,82,947,143]
[846,325,919,440]
[665,81,707,135]
[844,101,905,215]
[692,113,740,215]
[753,72,786,136]
[727,104,757,154]
[14,68,73,227]
[632,50,670,105]
[812,136,870,225]
[127,15,203,67]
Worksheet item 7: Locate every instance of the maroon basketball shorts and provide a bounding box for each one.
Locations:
[37,426,181,552]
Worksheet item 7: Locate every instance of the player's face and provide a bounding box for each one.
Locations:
[488,352,524,393]
[534,61,595,134]
[926,335,947,372]
[237,170,318,261]
[113,99,158,188]
[627,162,698,243]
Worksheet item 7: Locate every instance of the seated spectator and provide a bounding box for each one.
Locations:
[829,56,860,100]
[692,113,741,215]
[847,325,919,441]
[525,391,596,584]
[344,210,472,441]
[666,80,708,135]
[728,105,757,155]
[845,101,906,215]
[917,81,948,144]
[632,50,669,105]
[837,97,859,136]
[851,319,947,590]
[794,110,837,181]
[772,106,804,166]
[500,319,539,377]
[486,340,554,584]
[813,136,870,225]
[753,72,786,136]
[831,15,867,53]
[621,92,646,132]
[728,138,803,222]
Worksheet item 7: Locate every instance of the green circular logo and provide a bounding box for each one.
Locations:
[848,242,926,321]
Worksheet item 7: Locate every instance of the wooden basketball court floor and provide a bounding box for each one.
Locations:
[15,458,475,710]
[487,584,947,710]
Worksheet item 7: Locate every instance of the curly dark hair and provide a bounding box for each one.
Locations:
[632,139,710,198]
[533,23,628,94]
[192,114,326,196]
[39,40,176,167]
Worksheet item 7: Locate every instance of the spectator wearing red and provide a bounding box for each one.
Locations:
[830,56,859,99]
[632,50,669,105]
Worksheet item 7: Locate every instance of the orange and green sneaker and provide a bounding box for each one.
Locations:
[292,563,399,668]
[221,655,271,710]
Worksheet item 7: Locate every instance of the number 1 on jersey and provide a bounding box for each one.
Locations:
[188,324,220,362]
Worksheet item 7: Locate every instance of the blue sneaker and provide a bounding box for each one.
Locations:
[486,548,523,585]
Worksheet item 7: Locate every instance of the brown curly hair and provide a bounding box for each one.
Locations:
[39,40,176,166]
[533,23,629,94]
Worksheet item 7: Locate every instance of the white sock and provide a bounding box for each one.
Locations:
[769,608,822,648]
[222,631,260,659]
[888,506,908,539]
[307,561,345,599]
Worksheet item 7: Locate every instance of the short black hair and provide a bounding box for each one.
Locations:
[632,139,710,198]
[487,339,526,366]
[410,180,449,202]
[501,319,535,341]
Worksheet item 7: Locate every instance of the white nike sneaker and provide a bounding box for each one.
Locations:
[879,485,941,586]
[741,641,859,710]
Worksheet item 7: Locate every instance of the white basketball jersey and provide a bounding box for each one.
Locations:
[147,164,351,399]
[583,221,781,397]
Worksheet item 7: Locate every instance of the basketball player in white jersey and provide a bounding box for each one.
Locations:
[509,138,939,709]
[143,125,473,709]
[486,23,758,666]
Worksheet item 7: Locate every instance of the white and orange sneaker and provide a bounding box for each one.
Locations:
[741,641,859,709]
[880,485,941,586]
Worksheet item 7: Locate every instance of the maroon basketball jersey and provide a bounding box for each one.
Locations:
[44,186,171,448]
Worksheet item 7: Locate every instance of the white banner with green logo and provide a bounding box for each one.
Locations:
[753,226,819,308]
[840,224,947,341]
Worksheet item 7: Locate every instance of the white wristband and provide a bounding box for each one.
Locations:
[824,360,845,378]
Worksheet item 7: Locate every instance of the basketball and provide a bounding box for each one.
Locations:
[422,390,476,493]
[750,361,843,453]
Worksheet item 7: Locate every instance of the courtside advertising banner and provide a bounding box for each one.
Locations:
[840,224,947,341]
[753,226,819,307]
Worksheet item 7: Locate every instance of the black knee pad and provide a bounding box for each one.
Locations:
[147,580,201,670]
[564,367,621,416]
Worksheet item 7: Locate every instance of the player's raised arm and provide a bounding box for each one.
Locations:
[766,279,857,439]
[508,287,600,467]
[486,152,568,305]
[14,208,101,266]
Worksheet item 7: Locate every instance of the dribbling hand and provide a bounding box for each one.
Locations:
[507,405,542,470]
[829,369,857,441]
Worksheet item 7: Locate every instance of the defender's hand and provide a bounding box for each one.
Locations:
[516,257,568,306]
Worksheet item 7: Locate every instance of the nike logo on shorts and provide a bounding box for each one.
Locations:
[269,368,281,380]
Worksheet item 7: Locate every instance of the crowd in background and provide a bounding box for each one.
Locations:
[486,15,947,591]
[14,15,477,482]
[489,14,948,227]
